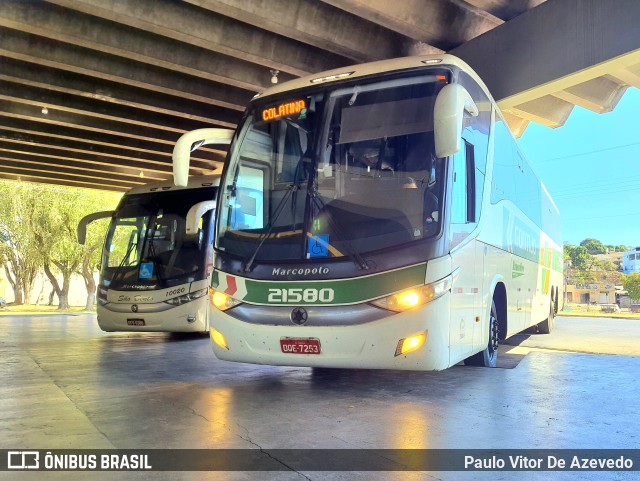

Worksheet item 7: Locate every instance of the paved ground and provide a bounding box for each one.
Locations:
[1,314,638,480]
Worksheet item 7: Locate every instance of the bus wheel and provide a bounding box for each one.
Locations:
[464,300,499,368]
[537,301,555,334]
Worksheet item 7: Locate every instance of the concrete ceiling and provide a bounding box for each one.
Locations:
[0,0,637,192]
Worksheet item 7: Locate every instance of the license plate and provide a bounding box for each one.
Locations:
[280,338,321,355]
[127,319,145,326]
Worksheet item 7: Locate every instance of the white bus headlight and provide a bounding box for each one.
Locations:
[210,288,242,311]
[164,288,208,306]
[371,275,452,312]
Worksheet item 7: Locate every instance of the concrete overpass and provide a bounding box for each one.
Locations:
[0,0,638,191]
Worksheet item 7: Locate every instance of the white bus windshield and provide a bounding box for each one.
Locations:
[102,188,216,288]
[217,71,448,265]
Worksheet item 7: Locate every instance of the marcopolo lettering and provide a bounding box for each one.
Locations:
[272,267,330,276]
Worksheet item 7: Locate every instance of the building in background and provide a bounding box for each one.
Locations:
[622,248,640,274]
[566,283,617,305]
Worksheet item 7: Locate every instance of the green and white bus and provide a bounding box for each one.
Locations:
[173,54,562,370]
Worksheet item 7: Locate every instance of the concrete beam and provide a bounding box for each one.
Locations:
[464,0,546,21]
[0,1,294,91]
[46,0,350,77]
[451,0,640,107]
[0,149,167,183]
[0,80,230,133]
[0,135,220,176]
[0,117,225,169]
[0,28,253,111]
[0,160,146,188]
[501,112,530,138]
[321,0,501,51]
[0,171,132,192]
[0,57,241,127]
[0,99,194,146]
[551,76,628,114]
[504,95,574,128]
[185,0,407,63]
[608,62,640,89]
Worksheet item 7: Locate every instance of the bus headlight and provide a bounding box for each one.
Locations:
[395,331,427,356]
[370,274,452,312]
[164,288,208,306]
[97,286,109,306]
[210,327,229,350]
[210,288,242,311]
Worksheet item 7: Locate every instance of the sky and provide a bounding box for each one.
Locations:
[518,87,640,248]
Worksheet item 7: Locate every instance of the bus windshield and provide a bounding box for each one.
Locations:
[102,188,216,289]
[217,71,447,264]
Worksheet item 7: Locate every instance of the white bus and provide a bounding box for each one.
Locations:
[174,54,563,369]
[78,174,223,333]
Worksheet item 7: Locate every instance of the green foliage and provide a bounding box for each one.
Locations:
[564,244,595,271]
[0,182,46,303]
[569,269,597,285]
[595,260,617,272]
[622,273,640,301]
[0,180,121,307]
[579,238,606,255]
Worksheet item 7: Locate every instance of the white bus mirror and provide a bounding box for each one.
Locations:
[77,210,115,245]
[185,201,216,235]
[173,128,234,187]
[434,84,478,158]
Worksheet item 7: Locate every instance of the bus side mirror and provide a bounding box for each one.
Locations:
[185,201,216,235]
[434,84,478,158]
[173,128,234,187]
[77,210,115,245]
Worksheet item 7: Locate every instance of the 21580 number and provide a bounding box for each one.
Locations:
[267,288,334,303]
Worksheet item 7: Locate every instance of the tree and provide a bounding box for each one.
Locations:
[595,259,617,272]
[77,196,113,310]
[0,180,120,308]
[580,238,606,255]
[0,182,45,304]
[568,268,597,285]
[622,273,640,301]
[564,245,595,271]
[31,184,119,309]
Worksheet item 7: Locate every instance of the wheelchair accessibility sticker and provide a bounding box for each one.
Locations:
[308,235,329,258]
[139,262,154,279]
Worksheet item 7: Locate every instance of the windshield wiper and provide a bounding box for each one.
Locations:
[242,148,311,272]
[112,238,138,283]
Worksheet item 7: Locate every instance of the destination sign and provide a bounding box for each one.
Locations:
[261,99,307,122]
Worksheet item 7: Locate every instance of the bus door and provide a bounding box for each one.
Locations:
[449,137,483,362]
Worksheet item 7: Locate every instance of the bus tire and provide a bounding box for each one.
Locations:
[537,301,555,334]
[464,300,499,367]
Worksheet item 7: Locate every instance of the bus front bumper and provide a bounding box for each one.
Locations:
[96,300,207,333]
[208,294,452,371]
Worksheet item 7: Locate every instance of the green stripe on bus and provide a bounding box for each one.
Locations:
[243,263,427,305]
